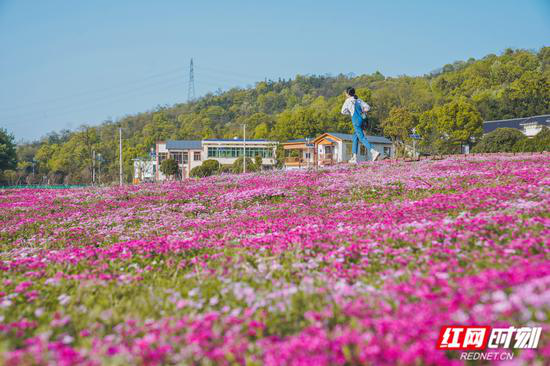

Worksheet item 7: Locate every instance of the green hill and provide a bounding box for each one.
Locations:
[12,47,550,184]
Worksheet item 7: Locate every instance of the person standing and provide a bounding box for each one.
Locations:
[341,87,380,163]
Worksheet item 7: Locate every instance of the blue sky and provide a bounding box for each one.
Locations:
[0,0,549,141]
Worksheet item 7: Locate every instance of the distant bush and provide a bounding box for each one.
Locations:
[231,157,257,174]
[189,166,207,178]
[202,159,220,173]
[0,169,17,185]
[219,165,232,174]
[254,155,263,171]
[472,128,525,153]
[190,159,220,178]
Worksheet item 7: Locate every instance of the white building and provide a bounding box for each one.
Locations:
[148,138,278,181]
[132,157,156,183]
[156,140,203,180]
[521,121,547,137]
[202,138,277,167]
[483,114,550,137]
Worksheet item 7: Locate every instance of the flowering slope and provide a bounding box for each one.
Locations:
[1,154,549,365]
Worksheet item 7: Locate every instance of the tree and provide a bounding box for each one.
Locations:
[254,123,270,139]
[0,169,17,185]
[160,159,179,179]
[436,98,483,147]
[0,128,17,172]
[417,98,483,154]
[380,107,415,156]
[13,47,550,183]
[500,71,550,118]
[531,127,550,151]
[472,128,526,153]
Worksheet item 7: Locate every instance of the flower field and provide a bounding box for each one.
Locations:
[1,153,549,365]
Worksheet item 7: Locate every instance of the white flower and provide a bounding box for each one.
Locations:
[61,335,74,344]
[58,294,71,306]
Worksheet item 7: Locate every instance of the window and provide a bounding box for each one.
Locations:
[384,146,391,156]
[170,152,184,164]
[182,152,189,163]
[158,152,168,163]
[194,151,201,161]
[206,146,274,159]
[208,147,217,158]
[345,142,353,154]
[305,152,311,159]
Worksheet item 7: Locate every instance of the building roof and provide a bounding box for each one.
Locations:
[285,138,307,143]
[202,138,276,142]
[327,132,392,144]
[483,114,550,134]
[166,140,203,150]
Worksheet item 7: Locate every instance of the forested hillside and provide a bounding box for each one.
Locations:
[10,47,550,184]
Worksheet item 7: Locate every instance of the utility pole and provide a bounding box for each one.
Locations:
[306,138,311,169]
[243,124,246,174]
[92,150,96,185]
[119,127,123,186]
[97,153,102,185]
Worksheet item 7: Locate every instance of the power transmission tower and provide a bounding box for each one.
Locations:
[187,58,195,102]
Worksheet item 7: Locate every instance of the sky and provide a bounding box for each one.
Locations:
[0,0,549,142]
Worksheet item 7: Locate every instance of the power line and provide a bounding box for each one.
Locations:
[0,64,280,132]
[1,65,270,119]
[0,66,185,112]
[195,65,265,80]
[0,75,187,121]
[0,79,187,128]
[196,72,256,86]
[0,72,250,126]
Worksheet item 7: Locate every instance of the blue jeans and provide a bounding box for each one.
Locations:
[352,115,373,154]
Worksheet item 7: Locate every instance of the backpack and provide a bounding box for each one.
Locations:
[361,114,369,131]
[355,99,369,131]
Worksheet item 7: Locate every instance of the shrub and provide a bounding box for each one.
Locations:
[0,169,17,185]
[202,159,220,173]
[189,166,206,178]
[160,159,179,178]
[513,127,550,152]
[219,165,232,174]
[530,127,550,151]
[231,157,256,174]
[190,160,220,178]
[254,155,263,171]
[472,128,526,153]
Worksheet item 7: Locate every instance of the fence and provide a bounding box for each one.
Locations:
[0,185,89,190]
